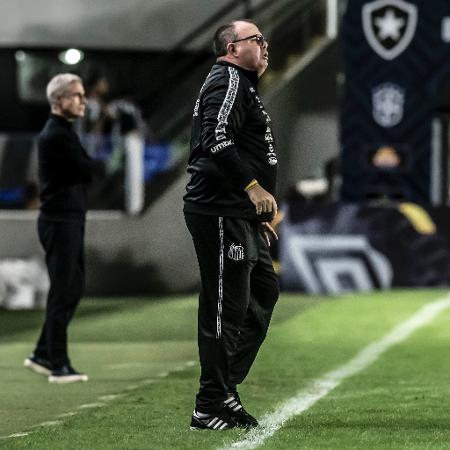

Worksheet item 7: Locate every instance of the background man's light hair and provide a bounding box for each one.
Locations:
[46,73,82,105]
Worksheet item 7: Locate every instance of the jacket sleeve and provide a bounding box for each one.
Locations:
[201,68,255,190]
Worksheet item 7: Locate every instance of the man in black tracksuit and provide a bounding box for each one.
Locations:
[24,74,94,383]
[184,20,279,430]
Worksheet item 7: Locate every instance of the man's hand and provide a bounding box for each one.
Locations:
[246,184,278,218]
[261,221,278,247]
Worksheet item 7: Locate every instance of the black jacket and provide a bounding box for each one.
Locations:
[183,61,278,222]
[38,114,93,221]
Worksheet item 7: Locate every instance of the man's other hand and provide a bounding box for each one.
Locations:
[246,184,278,218]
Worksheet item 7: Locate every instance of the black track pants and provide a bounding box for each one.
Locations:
[185,213,279,413]
[34,218,85,369]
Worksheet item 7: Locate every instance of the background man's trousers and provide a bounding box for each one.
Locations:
[185,213,279,413]
[34,218,85,369]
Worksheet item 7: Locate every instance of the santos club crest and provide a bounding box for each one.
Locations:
[362,0,418,60]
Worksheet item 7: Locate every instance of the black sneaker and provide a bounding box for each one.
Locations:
[48,365,88,384]
[23,355,52,376]
[190,407,238,430]
[224,392,258,428]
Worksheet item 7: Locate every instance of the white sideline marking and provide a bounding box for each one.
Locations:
[98,394,123,401]
[108,363,154,369]
[2,432,32,439]
[223,296,450,450]
[58,412,78,418]
[33,421,62,428]
[1,359,196,441]
[78,402,105,409]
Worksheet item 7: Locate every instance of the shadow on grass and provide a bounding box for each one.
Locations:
[0,293,327,343]
[0,297,171,342]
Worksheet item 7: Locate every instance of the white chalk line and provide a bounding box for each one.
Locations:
[222,295,450,450]
[0,359,196,440]
[5,432,33,438]
[32,421,62,428]
[78,402,106,409]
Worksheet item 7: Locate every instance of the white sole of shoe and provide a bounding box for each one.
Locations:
[48,374,89,384]
[23,358,51,376]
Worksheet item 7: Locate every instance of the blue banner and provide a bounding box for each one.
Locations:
[340,0,450,202]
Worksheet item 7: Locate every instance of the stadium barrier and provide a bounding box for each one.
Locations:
[280,200,450,294]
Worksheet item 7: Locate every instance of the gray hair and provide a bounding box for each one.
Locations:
[46,73,82,105]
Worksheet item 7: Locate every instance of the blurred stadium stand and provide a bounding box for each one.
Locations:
[280,0,450,295]
[0,0,450,302]
[6,0,450,300]
[0,0,341,299]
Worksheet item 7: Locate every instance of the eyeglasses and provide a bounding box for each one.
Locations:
[63,92,86,101]
[232,34,266,47]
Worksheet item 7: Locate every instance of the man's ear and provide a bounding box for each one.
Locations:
[227,42,238,56]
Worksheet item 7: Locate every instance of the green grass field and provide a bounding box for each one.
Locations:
[1,289,450,449]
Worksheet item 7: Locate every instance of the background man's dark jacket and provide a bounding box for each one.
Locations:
[38,113,93,221]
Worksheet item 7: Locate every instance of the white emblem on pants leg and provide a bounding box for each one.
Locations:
[228,243,245,261]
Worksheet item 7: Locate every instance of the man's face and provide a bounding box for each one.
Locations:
[58,81,86,120]
[229,21,269,76]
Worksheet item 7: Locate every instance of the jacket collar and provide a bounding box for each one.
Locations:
[216,61,259,86]
[49,113,73,128]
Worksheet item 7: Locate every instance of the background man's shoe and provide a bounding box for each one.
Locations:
[48,365,88,384]
[23,355,52,376]
[190,407,238,430]
[225,393,259,428]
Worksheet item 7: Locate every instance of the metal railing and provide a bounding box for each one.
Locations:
[0,131,181,213]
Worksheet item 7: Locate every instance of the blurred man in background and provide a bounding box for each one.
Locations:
[81,74,112,158]
[184,20,279,430]
[24,73,93,383]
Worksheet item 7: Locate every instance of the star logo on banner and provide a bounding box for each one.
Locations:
[362,0,418,60]
[375,9,405,41]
